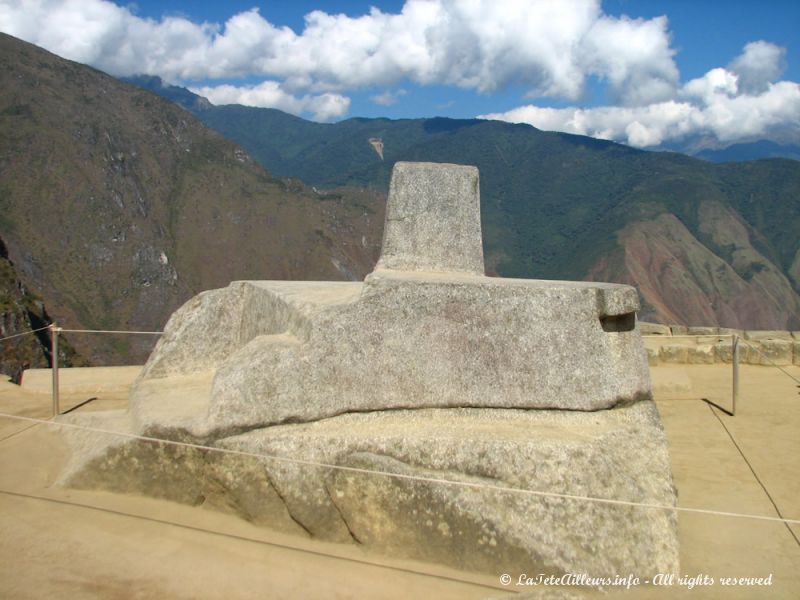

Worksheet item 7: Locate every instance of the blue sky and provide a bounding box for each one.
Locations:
[1,0,798,148]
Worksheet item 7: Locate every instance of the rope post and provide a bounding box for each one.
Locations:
[732,334,739,416]
[50,323,60,417]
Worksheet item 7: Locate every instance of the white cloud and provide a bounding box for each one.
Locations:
[728,41,786,94]
[482,83,800,148]
[0,0,677,105]
[581,14,678,105]
[1,0,797,142]
[682,68,739,102]
[370,89,407,106]
[481,42,800,148]
[304,92,351,122]
[190,82,350,121]
[0,0,215,79]
[481,101,699,147]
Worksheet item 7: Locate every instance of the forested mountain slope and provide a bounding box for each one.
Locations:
[128,76,800,329]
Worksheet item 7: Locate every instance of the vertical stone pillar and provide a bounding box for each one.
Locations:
[375,162,484,275]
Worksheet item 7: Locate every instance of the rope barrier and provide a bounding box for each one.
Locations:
[0,325,162,342]
[0,325,51,343]
[642,334,735,340]
[1,324,161,417]
[59,329,163,335]
[2,326,796,530]
[1,410,798,527]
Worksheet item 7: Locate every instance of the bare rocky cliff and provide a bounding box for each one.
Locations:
[0,236,86,381]
[0,33,383,365]
[587,203,800,329]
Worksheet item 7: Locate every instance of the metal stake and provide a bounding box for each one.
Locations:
[732,334,739,416]
[51,323,60,417]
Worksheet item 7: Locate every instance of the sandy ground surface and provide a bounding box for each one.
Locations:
[0,363,798,599]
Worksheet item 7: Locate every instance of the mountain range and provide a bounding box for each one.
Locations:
[1,32,798,379]
[694,140,800,163]
[128,76,800,331]
[0,33,381,375]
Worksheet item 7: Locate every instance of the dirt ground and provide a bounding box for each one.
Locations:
[0,363,798,599]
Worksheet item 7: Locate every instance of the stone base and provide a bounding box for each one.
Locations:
[60,399,679,578]
[58,270,677,579]
[135,273,650,436]
[58,160,678,582]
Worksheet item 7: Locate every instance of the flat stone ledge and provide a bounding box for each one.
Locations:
[641,322,800,366]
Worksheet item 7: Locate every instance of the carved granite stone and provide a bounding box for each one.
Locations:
[60,161,679,581]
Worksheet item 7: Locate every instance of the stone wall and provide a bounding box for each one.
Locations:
[641,322,800,366]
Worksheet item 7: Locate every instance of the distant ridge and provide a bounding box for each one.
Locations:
[695,140,800,163]
[125,76,800,330]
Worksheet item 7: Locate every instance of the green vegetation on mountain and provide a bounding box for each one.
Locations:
[0,40,796,347]
[129,76,800,329]
[696,141,800,163]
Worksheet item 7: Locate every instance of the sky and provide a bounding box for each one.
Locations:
[1,0,798,149]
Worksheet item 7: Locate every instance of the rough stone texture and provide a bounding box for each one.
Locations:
[62,402,678,578]
[756,339,793,366]
[687,326,717,335]
[639,322,671,335]
[715,339,736,363]
[739,343,759,365]
[718,327,742,337]
[658,344,689,364]
[376,162,483,275]
[638,324,800,366]
[58,161,677,579]
[185,272,649,433]
[744,330,793,341]
[139,281,363,381]
[695,335,729,345]
[136,162,649,434]
[58,410,306,537]
[687,344,715,364]
[646,346,660,366]
[648,331,771,366]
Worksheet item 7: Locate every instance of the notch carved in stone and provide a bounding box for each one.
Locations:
[601,312,636,332]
